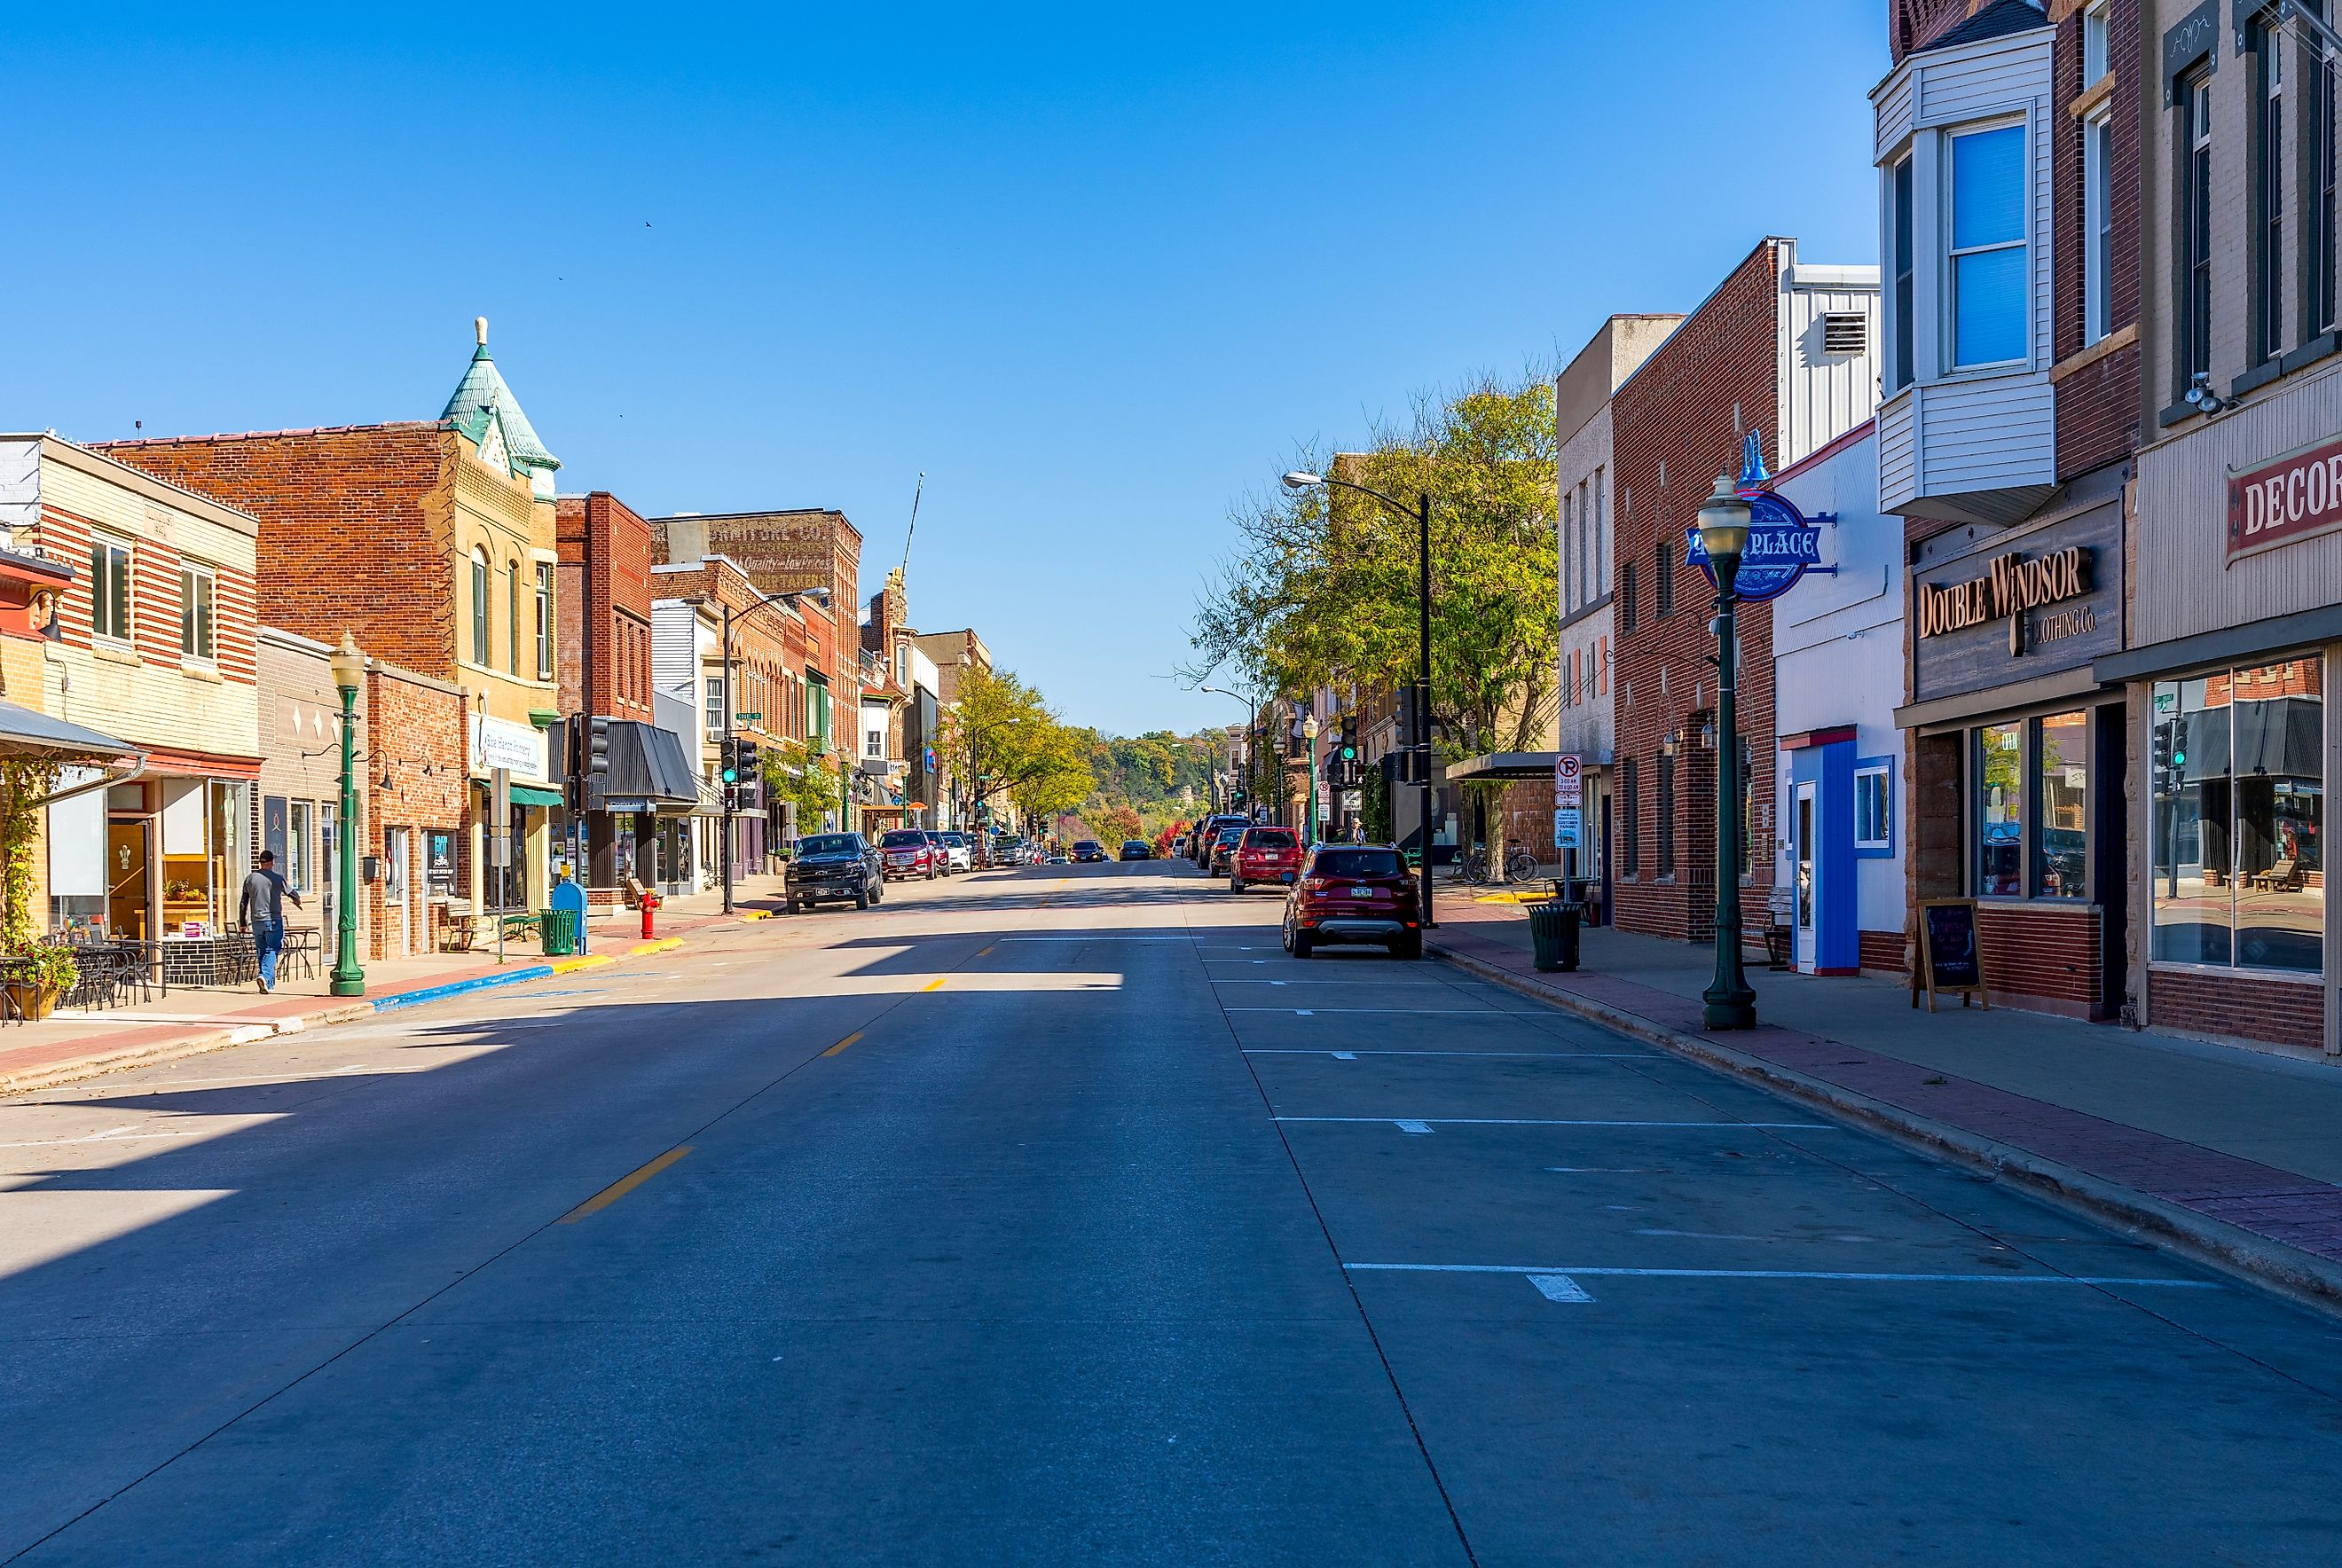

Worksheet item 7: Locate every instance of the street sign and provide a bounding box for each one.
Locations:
[490,767,514,868]
[1553,755,1583,851]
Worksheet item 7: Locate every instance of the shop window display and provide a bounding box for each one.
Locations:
[2151,658,2322,973]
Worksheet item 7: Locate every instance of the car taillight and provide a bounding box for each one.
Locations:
[1301,875,1329,892]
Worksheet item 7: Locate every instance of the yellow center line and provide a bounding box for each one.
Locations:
[923,977,947,992]
[976,945,994,958]
[821,1031,865,1057]
[558,1146,694,1224]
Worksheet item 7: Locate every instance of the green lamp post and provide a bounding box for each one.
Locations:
[1302,711,1321,845]
[328,632,366,997]
[1694,473,1756,1031]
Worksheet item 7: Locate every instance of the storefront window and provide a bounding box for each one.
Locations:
[1975,723,2022,895]
[2152,658,2322,972]
[2034,710,2089,898]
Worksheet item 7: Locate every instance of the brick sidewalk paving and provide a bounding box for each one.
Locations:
[1428,895,2342,1310]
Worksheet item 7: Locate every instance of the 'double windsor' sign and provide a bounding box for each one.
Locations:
[1680,433,1828,604]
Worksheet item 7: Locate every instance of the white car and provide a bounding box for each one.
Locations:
[939,831,974,874]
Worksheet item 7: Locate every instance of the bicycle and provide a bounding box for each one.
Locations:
[1459,845,1540,885]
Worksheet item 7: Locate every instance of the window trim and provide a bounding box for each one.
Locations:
[469,549,491,668]
[88,532,132,646]
[1945,119,2032,371]
[2083,106,2114,346]
[1853,757,1895,857]
[2082,1,2110,86]
[2305,13,2340,341]
[534,562,554,682]
[2180,69,2215,391]
[2253,20,2287,367]
[507,559,522,675]
[177,560,216,665]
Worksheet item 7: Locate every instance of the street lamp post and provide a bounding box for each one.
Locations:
[1301,711,1321,845]
[715,584,830,914]
[327,633,366,997]
[1282,472,1435,929]
[1200,686,1261,815]
[1694,472,1756,1031]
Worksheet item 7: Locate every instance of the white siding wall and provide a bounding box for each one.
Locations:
[0,438,39,545]
[1781,268,1882,466]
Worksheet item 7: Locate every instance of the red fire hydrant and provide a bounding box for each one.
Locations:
[641,892,660,939]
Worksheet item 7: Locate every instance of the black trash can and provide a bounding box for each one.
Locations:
[1527,898,1584,973]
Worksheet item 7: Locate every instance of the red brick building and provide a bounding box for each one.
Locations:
[556,491,697,894]
[1608,239,1879,944]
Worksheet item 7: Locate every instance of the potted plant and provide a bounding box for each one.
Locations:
[7,942,77,1020]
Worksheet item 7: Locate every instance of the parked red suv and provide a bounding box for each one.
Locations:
[1283,843,1423,960]
[878,827,940,882]
[1230,826,1302,892]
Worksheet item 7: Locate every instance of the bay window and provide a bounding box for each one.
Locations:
[1949,124,2028,366]
[2151,658,2324,973]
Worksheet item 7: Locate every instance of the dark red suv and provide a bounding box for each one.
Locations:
[1230,826,1302,892]
[1283,843,1423,960]
[878,828,939,882]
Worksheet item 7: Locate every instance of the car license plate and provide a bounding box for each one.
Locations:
[1348,886,1374,898]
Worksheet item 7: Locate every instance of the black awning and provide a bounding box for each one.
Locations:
[585,719,700,814]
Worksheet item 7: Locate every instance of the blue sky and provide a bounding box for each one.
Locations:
[1,3,1886,736]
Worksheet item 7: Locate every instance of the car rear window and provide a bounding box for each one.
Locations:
[880,830,926,847]
[1313,849,1407,880]
[1214,826,1246,842]
[798,835,858,856]
[1245,829,1296,848]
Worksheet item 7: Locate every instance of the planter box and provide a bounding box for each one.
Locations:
[6,980,62,1021]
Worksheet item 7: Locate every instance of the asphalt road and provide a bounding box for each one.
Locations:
[4,858,2341,1564]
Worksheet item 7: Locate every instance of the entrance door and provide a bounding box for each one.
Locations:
[106,819,152,939]
[1793,782,1818,973]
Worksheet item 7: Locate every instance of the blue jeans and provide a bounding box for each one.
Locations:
[254,918,284,988]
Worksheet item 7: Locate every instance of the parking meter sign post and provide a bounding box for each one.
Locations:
[491,767,511,966]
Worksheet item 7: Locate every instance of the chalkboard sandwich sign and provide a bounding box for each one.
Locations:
[1913,898,1989,1013]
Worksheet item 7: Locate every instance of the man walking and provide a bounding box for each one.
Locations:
[240,850,303,994]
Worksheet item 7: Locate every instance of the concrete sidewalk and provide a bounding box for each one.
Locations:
[1429,894,2342,1314]
[0,874,790,1097]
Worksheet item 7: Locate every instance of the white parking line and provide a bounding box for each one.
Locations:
[1243,1048,1656,1059]
[1529,1274,1594,1303]
[1345,1262,2220,1288]
[1275,1117,1832,1130]
[1226,1006,1533,1015]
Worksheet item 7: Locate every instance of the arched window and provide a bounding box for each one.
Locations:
[470,549,489,666]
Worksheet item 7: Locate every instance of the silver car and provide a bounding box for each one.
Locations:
[938,831,974,874]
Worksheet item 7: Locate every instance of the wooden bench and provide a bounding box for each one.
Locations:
[2248,858,2305,892]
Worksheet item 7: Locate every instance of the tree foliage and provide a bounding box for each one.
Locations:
[937,666,1097,825]
[1191,372,1558,764]
[1189,372,1559,854]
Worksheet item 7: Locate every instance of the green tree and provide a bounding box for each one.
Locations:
[1191,372,1558,860]
[764,741,845,835]
[939,666,1097,828]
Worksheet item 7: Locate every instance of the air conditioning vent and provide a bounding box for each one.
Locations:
[1822,311,1869,356]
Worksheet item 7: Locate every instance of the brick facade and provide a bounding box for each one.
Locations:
[554,492,656,725]
[1977,901,2102,1015]
[2149,968,2324,1053]
[364,661,468,959]
[2050,0,2141,482]
[1610,239,1786,944]
[98,425,457,678]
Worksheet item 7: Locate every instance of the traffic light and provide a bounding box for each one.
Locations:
[735,738,761,782]
[719,738,741,785]
[586,715,612,776]
[1340,714,1359,765]
[2151,723,2172,780]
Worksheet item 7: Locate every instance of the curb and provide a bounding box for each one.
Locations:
[1,928,704,1098]
[1431,938,2342,1321]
